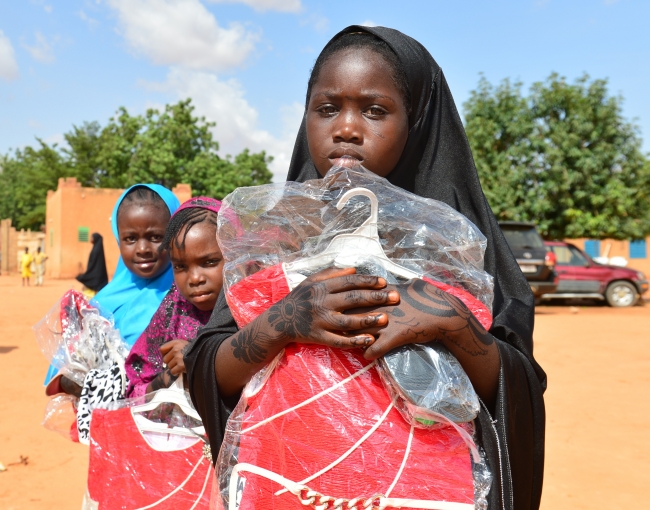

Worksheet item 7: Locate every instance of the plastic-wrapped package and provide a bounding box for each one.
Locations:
[83,380,214,509]
[215,165,494,509]
[33,290,128,387]
[34,290,130,442]
[218,165,493,314]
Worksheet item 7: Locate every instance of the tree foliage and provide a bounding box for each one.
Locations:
[464,74,650,240]
[0,99,272,230]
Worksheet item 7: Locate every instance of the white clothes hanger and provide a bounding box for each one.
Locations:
[131,378,204,436]
[283,187,420,286]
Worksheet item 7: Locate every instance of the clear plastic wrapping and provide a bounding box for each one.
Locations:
[41,394,79,440]
[33,290,128,387]
[218,165,493,311]
[379,342,480,427]
[215,164,494,509]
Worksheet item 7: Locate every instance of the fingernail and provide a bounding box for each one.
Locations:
[388,290,400,301]
[377,277,386,286]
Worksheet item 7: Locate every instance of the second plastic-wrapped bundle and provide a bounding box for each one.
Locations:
[215,165,493,509]
[33,290,129,442]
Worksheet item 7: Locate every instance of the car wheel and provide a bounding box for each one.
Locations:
[605,281,638,307]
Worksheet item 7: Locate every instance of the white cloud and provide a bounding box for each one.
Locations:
[107,0,258,71]
[144,68,303,181]
[0,30,19,81]
[78,10,99,27]
[360,20,377,27]
[23,32,56,63]
[207,0,301,12]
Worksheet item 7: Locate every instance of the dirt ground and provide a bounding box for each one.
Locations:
[0,273,648,509]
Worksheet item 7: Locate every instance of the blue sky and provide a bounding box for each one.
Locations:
[1,0,648,181]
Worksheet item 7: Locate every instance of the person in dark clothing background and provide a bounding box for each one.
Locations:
[185,25,546,510]
[76,232,109,298]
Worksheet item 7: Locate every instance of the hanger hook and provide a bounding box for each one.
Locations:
[336,188,379,237]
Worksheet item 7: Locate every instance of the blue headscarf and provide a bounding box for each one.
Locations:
[44,184,180,386]
[92,184,180,347]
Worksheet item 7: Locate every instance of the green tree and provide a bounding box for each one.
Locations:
[0,140,73,230]
[464,73,650,240]
[62,121,103,186]
[0,99,273,229]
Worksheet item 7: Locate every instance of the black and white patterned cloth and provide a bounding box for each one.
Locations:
[77,363,127,444]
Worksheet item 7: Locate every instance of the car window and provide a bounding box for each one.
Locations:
[501,228,544,249]
[551,246,588,266]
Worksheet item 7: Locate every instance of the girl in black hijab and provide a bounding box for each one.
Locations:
[76,232,109,295]
[186,26,545,510]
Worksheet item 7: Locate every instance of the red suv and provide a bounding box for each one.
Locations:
[543,241,648,307]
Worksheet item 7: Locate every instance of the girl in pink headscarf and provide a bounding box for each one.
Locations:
[125,197,223,398]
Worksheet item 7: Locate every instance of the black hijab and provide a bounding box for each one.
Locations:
[187,25,546,510]
[289,25,546,510]
[289,25,537,358]
[76,232,108,292]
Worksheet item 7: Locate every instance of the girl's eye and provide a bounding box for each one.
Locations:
[365,106,387,117]
[204,259,221,267]
[150,235,163,242]
[123,236,136,243]
[316,104,338,116]
[173,264,186,271]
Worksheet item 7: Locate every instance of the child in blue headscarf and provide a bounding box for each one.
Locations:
[45,184,180,395]
[92,184,180,347]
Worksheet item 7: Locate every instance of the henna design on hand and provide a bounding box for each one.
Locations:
[399,279,493,356]
[231,326,271,364]
[267,283,314,338]
[150,369,178,392]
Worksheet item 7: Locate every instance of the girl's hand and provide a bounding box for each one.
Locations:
[60,375,82,398]
[356,280,493,359]
[160,340,188,376]
[230,267,400,364]
[268,267,399,348]
[349,279,500,405]
[216,267,399,396]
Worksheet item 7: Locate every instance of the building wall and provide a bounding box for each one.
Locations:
[17,230,45,268]
[0,219,18,273]
[568,237,650,276]
[0,220,45,274]
[46,179,192,279]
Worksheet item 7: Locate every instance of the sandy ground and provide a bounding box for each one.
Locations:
[0,273,648,509]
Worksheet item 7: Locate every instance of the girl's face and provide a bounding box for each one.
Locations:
[170,221,224,312]
[117,203,170,279]
[306,48,409,177]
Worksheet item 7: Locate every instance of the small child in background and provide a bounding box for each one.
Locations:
[125,197,223,398]
[34,247,48,286]
[20,247,33,286]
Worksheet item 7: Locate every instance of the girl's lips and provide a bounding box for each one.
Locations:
[330,156,362,168]
[135,261,156,271]
[190,291,213,302]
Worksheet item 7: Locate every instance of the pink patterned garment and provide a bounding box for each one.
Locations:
[125,283,212,398]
